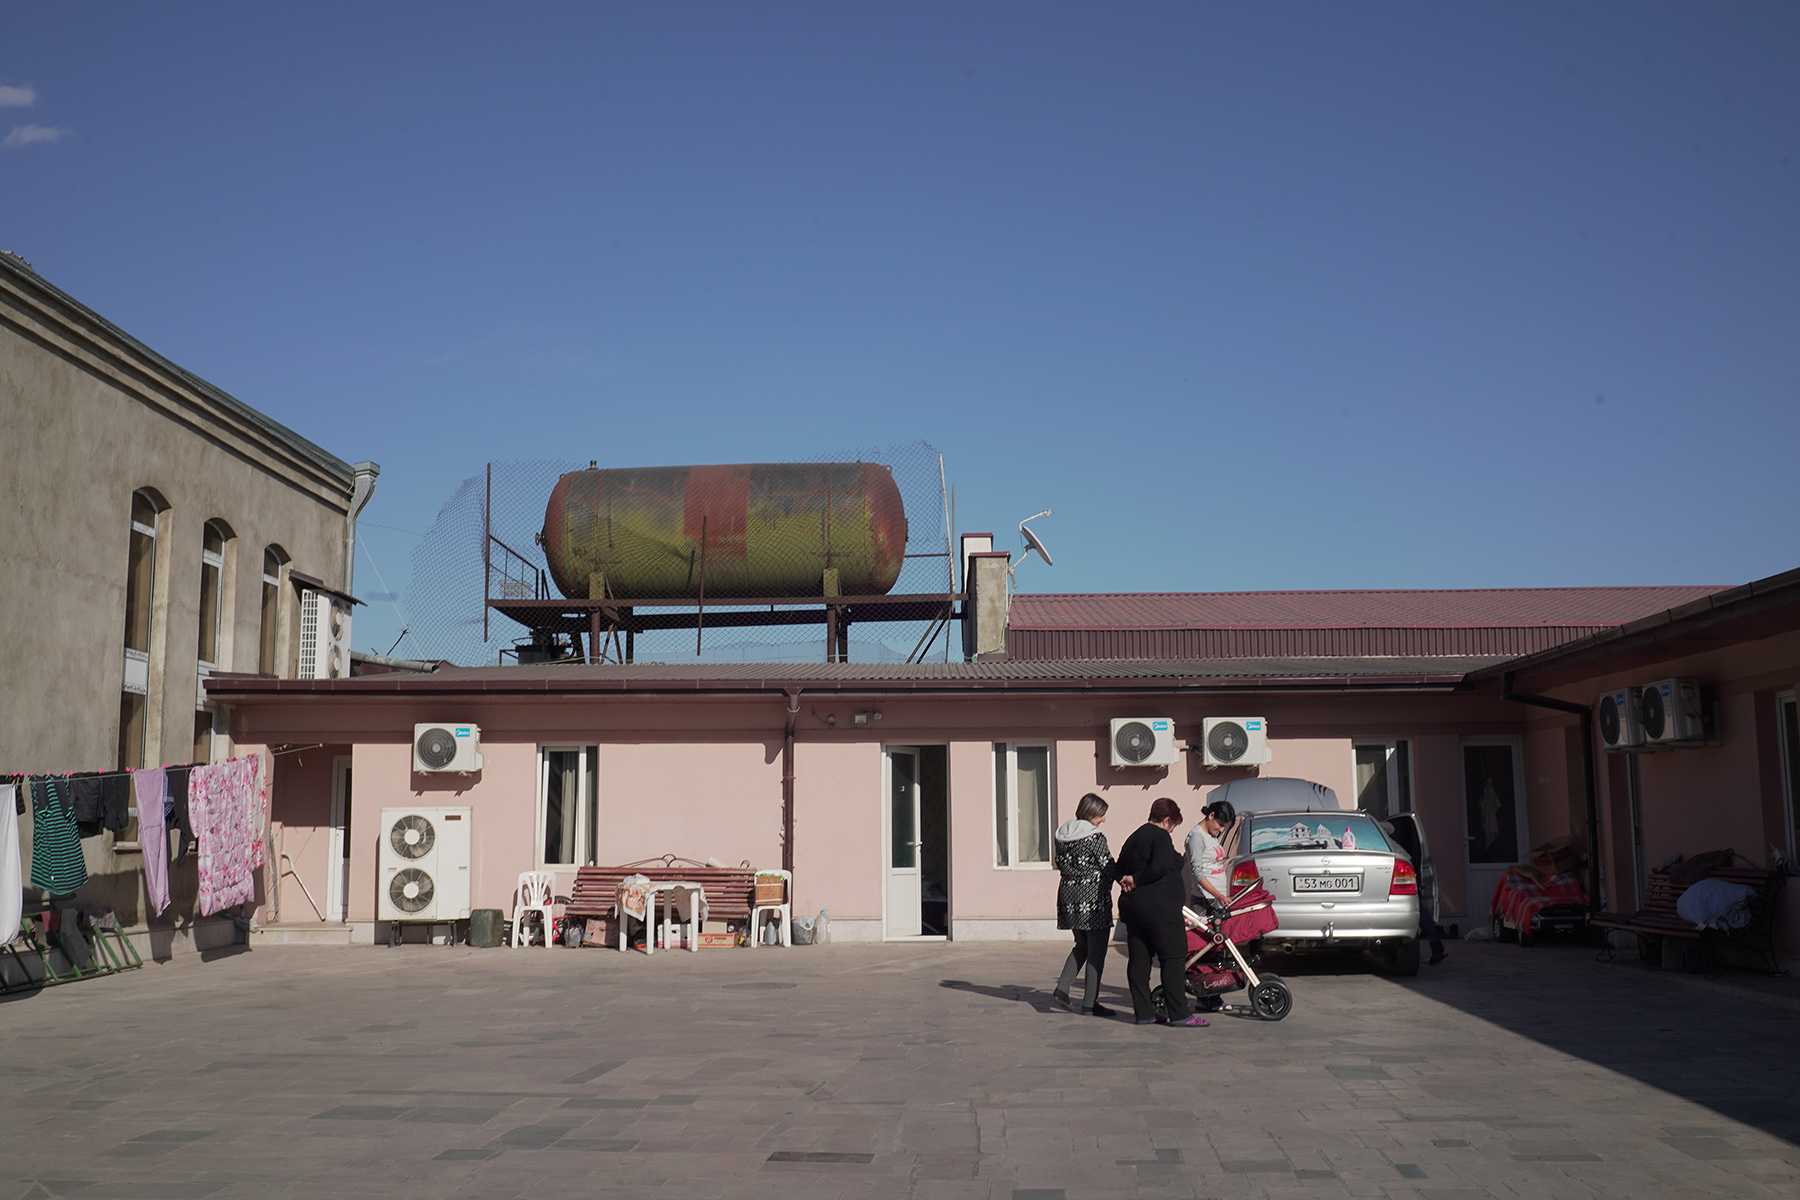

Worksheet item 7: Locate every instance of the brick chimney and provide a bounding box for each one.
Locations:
[960,533,1010,660]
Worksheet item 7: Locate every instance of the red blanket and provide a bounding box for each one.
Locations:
[1490,866,1586,937]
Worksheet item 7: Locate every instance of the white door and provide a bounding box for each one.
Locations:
[884,748,923,937]
[327,757,352,923]
[1461,738,1528,920]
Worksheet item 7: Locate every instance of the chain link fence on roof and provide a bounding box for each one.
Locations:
[404,442,957,666]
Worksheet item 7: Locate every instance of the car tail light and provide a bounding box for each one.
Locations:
[1390,858,1418,896]
[1230,860,1261,890]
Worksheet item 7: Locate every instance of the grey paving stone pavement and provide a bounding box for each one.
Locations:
[1,940,1797,1199]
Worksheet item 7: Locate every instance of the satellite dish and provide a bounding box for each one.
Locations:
[1016,510,1054,571]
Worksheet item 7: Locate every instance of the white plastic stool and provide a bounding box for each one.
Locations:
[750,869,792,947]
[511,870,556,949]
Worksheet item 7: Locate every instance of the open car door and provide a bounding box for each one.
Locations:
[1386,811,1439,927]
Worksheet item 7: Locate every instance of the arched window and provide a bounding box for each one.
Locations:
[259,544,289,674]
[124,490,161,655]
[197,519,234,668]
[119,488,167,770]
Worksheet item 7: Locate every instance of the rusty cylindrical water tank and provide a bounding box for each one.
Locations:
[540,462,908,600]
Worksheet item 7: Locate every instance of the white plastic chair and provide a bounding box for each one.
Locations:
[750,869,792,947]
[512,870,557,949]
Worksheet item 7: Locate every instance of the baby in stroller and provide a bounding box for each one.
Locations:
[1159,799,1293,1020]
[1161,884,1292,1021]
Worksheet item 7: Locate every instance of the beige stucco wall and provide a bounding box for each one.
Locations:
[0,262,361,951]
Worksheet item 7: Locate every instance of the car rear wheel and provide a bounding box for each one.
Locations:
[1385,938,1421,977]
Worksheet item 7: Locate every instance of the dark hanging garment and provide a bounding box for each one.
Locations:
[71,777,104,823]
[100,774,131,833]
[166,768,194,859]
[28,779,88,897]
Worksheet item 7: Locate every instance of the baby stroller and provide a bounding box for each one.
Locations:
[1152,882,1293,1021]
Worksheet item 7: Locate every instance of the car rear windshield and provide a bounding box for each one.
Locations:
[1248,814,1392,854]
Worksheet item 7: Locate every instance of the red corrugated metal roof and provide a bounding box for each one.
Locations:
[1009,586,1723,632]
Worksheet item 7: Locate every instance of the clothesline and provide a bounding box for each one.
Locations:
[2,743,324,784]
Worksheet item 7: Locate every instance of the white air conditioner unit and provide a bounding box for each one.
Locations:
[1202,717,1272,767]
[298,589,352,680]
[1109,717,1178,767]
[413,723,484,773]
[377,805,472,923]
[1596,687,1644,751]
[1639,677,1705,746]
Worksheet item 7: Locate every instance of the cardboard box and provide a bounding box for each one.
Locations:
[697,930,740,949]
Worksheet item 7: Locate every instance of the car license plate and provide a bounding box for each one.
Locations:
[1293,874,1360,893]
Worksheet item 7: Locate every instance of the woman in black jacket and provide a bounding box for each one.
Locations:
[1115,797,1208,1027]
[1051,792,1128,1016]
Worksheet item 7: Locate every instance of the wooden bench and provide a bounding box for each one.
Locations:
[1593,860,1786,973]
[566,856,760,941]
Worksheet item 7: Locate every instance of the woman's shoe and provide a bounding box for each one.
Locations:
[1169,1014,1210,1027]
[1050,990,1072,1010]
[1087,1003,1118,1018]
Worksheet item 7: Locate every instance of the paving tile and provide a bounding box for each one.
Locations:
[310,1105,408,1121]
[433,1147,501,1161]
[766,1150,876,1164]
[404,1106,502,1124]
[126,1129,214,1144]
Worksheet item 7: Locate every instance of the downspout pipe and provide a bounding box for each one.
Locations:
[1501,672,1602,912]
[782,688,801,874]
[344,461,381,591]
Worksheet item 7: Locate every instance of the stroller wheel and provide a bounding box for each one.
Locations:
[1249,975,1293,1022]
[1150,985,1170,1020]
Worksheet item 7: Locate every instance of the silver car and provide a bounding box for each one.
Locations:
[1212,777,1423,975]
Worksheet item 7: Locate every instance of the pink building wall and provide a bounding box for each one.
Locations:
[1536,628,1800,960]
[266,746,341,923]
[237,688,1543,941]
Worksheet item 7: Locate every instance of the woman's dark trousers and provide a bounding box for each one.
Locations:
[1055,927,1111,1010]
[1123,909,1191,1021]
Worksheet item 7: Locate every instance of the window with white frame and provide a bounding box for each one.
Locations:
[994,742,1054,866]
[119,489,164,771]
[197,520,229,668]
[1353,739,1412,822]
[258,545,287,675]
[537,746,598,867]
[1778,692,1799,865]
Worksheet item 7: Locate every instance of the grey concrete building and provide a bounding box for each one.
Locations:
[0,249,376,953]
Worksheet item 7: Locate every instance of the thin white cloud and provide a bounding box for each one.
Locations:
[0,83,35,108]
[3,124,71,149]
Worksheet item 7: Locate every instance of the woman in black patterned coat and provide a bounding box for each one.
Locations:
[1051,793,1130,1016]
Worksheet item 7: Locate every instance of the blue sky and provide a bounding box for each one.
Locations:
[6,3,1798,660]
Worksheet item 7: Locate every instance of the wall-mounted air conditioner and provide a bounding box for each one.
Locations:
[1639,678,1705,746]
[1201,717,1272,768]
[413,723,483,773]
[298,589,351,680]
[377,806,472,924]
[1109,717,1178,767]
[1597,688,1644,751]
